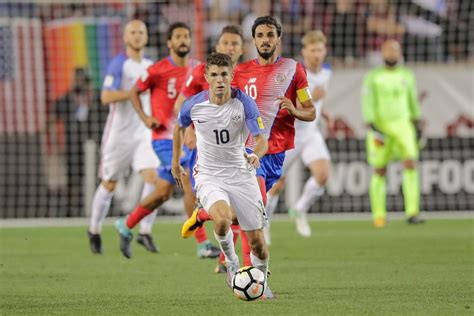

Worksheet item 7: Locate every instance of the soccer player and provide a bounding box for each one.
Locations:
[114,22,216,259]
[264,30,333,240]
[181,16,315,250]
[175,25,252,272]
[171,52,273,298]
[362,39,425,227]
[232,16,315,197]
[87,20,160,254]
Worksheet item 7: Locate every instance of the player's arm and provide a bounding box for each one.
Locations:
[131,71,160,129]
[311,86,326,103]
[241,91,268,168]
[361,72,378,129]
[171,123,187,188]
[321,108,334,130]
[172,98,194,188]
[280,63,316,121]
[278,93,316,122]
[100,56,130,105]
[407,70,421,122]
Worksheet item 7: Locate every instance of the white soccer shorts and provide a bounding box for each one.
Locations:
[99,138,159,181]
[282,129,330,174]
[195,172,267,231]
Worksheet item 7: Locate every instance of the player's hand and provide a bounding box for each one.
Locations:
[171,163,187,189]
[368,123,384,146]
[313,87,326,101]
[143,116,161,130]
[244,152,260,169]
[277,96,296,116]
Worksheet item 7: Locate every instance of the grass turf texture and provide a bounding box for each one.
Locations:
[1,219,473,315]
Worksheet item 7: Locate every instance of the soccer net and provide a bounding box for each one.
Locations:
[0,0,472,218]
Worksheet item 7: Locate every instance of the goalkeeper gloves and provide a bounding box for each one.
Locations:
[414,119,426,150]
[368,123,385,146]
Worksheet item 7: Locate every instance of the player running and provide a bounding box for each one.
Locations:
[264,30,333,240]
[174,25,252,272]
[114,22,216,259]
[362,39,425,227]
[88,20,160,254]
[171,52,273,298]
[181,16,315,247]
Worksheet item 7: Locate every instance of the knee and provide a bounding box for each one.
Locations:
[101,180,117,192]
[403,160,416,170]
[375,168,387,177]
[214,216,231,235]
[314,169,329,186]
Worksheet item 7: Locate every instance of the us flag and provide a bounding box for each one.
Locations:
[0,18,46,134]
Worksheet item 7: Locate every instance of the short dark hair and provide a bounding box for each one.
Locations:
[251,16,282,38]
[205,52,232,70]
[218,25,244,42]
[167,22,190,40]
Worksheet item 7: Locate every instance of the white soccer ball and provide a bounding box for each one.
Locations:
[231,266,266,301]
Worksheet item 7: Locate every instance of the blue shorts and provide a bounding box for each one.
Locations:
[152,139,189,185]
[246,149,285,192]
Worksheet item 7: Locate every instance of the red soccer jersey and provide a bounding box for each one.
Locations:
[136,56,199,140]
[180,63,208,98]
[232,57,309,154]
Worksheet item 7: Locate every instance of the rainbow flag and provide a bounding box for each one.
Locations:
[43,17,123,101]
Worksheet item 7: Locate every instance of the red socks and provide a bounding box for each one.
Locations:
[126,204,153,229]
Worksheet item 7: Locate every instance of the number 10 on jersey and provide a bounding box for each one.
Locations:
[213,129,229,145]
[244,84,258,100]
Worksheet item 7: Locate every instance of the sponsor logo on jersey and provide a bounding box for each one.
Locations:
[197,119,208,123]
[248,77,257,83]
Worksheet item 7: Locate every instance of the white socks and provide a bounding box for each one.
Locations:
[265,193,279,219]
[250,252,269,280]
[139,182,157,234]
[214,228,239,265]
[89,184,114,234]
[294,177,324,214]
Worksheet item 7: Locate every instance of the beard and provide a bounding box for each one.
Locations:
[257,46,276,60]
[174,45,190,58]
[384,59,398,67]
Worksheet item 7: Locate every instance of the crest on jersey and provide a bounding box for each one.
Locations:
[275,74,286,83]
[232,114,242,122]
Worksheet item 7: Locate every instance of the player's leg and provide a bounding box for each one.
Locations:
[88,179,116,254]
[366,130,391,227]
[396,121,424,224]
[89,143,132,253]
[136,168,160,253]
[291,159,329,237]
[182,169,220,259]
[262,178,284,245]
[289,131,330,236]
[229,177,274,299]
[115,140,175,258]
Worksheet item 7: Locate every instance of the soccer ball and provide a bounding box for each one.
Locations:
[231,266,266,301]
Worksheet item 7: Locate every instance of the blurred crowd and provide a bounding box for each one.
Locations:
[3,0,473,66]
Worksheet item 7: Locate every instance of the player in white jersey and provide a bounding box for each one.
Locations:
[171,53,274,298]
[265,30,333,240]
[88,20,160,254]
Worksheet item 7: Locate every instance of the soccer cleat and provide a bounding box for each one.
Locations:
[214,262,227,274]
[181,207,204,238]
[292,210,311,237]
[373,217,386,228]
[115,218,133,259]
[226,261,239,288]
[87,231,102,254]
[261,284,276,300]
[407,215,426,224]
[197,241,220,259]
[137,234,159,253]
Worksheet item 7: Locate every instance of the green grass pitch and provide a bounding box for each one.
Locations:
[1,219,473,315]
